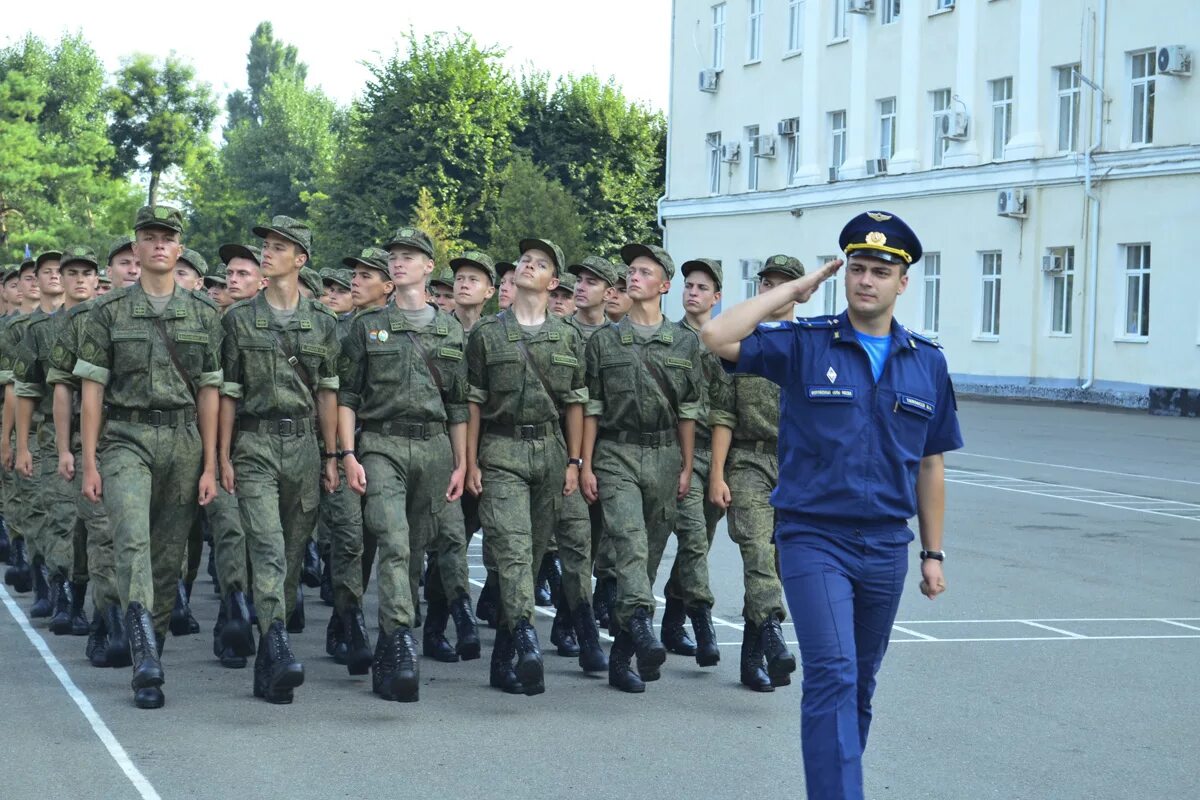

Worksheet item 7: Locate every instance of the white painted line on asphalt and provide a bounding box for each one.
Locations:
[891,625,938,641]
[653,593,745,632]
[1020,621,1085,638]
[717,634,1200,646]
[0,585,162,800]
[892,617,1200,624]
[1158,619,1200,632]
[953,452,1200,487]
[467,577,615,642]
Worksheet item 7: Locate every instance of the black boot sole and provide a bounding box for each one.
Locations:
[456,639,481,661]
[134,687,165,709]
[219,649,248,669]
[696,647,721,668]
[609,672,646,693]
[345,648,372,676]
[49,615,74,635]
[169,612,194,636]
[270,665,305,696]
[767,658,794,686]
[741,675,775,692]
[382,671,419,702]
[220,618,255,658]
[423,638,460,663]
[515,656,545,696]
[633,644,666,669]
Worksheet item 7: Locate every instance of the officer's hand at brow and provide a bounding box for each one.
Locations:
[466,464,482,497]
[919,559,946,600]
[581,467,598,504]
[709,477,731,510]
[791,258,843,304]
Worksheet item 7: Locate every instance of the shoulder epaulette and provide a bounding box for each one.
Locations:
[793,315,839,329]
[307,298,338,319]
[225,298,255,316]
[91,285,131,310]
[903,326,943,349]
[67,300,94,318]
[473,314,500,331]
[434,309,463,333]
[191,291,219,311]
[354,305,388,324]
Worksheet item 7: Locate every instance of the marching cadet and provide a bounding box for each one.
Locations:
[496,261,517,311]
[95,269,113,297]
[219,217,340,704]
[548,271,576,317]
[707,255,804,692]
[702,212,961,800]
[465,238,588,695]
[75,205,224,710]
[205,265,233,310]
[299,267,324,301]
[338,227,469,703]
[581,243,704,693]
[106,236,141,288]
[319,267,354,316]
[603,264,632,324]
[429,267,457,314]
[175,248,207,291]
[0,266,21,567]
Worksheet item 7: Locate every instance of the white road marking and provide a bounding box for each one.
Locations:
[891,625,938,641]
[467,577,614,642]
[1158,619,1200,632]
[718,634,1200,646]
[0,585,162,800]
[1020,620,1085,638]
[952,452,1200,487]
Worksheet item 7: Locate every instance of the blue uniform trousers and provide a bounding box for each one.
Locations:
[778,520,912,800]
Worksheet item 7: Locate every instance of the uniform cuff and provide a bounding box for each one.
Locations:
[317,376,339,392]
[46,367,77,387]
[677,400,703,421]
[584,399,604,417]
[73,360,109,386]
[0,370,13,385]
[221,381,244,399]
[13,380,43,399]
[446,404,469,426]
[562,387,589,405]
[708,410,737,429]
[337,391,361,411]
[467,385,489,404]
[196,369,223,389]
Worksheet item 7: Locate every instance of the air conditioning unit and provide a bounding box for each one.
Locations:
[751,134,777,158]
[1041,254,1064,273]
[827,167,840,182]
[1157,45,1192,76]
[865,158,888,176]
[720,142,741,163]
[848,0,874,13]
[997,188,1027,218]
[939,111,969,141]
[699,69,721,92]
[777,117,800,136]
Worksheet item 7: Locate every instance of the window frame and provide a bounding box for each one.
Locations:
[1119,243,1151,341]
[978,251,1002,339]
[1048,246,1075,336]
[1130,49,1156,146]
[818,257,840,315]
[783,124,801,184]
[711,3,727,71]
[922,252,941,334]
[931,88,952,168]
[706,131,722,195]
[1056,65,1081,154]
[829,110,847,177]
[882,0,901,25]
[786,0,806,54]
[990,77,1013,161]
[745,124,760,190]
[831,0,849,42]
[878,97,897,160]
[747,0,764,63]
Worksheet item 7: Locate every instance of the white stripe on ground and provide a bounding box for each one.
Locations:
[953,452,1200,486]
[1158,619,1200,632]
[468,577,615,642]
[1020,620,1085,638]
[0,585,162,800]
[891,625,938,641]
[717,634,1200,646]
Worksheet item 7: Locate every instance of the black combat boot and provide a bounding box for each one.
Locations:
[319,545,333,606]
[660,595,696,656]
[448,594,480,661]
[759,617,796,687]
[86,610,109,667]
[301,539,321,588]
[220,591,255,658]
[489,626,523,694]
[540,551,564,606]
[533,561,552,607]
[286,586,305,633]
[628,607,666,673]
[572,603,608,673]
[550,602,579,657]
[608,630,645,693]
[213,598,245,668]
[593,577,617,633]
[68,581,90,635]
[49,576,74,634]
[0,516,9,563]
[126,602,165,709]
[4,536,31,592]
[372,626,419,702]
[104,604,131,668]
[475,572,499,628]
[30,557,52,617]
[687,604,720,667]
[740,621,773,692]
[342,605,372,675]
[325,610,346,662]
[512,619,545,696]
[422,590,458,663]
[169,580,199,636]
[253,620,304,704]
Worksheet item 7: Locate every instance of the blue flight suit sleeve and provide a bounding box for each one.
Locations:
[726,322,799,386]
[924,365,964,457]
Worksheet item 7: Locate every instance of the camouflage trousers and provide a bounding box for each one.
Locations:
[49,438,119,611]
[359,429,457,635]
[11,443,44,558]
[182,512,204,585]
[319,462,364,614]
[233,430,319,635]
[99,420,202,638]
[726,448,785,626]
[661,446,723,608]
[36,427,77,579]
[556,486,594,611]
[593,439,681,632]
[208,485,247,594]
[478,432,565,631]
[414,493,471,609]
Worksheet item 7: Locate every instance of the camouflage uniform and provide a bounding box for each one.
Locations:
[4,313,46,568]
[221,292,340,633]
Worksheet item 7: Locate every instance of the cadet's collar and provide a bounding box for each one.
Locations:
[830,310,914,352]
[387,304,449,336]
[251,292,314,331]
[498,309,563,342]
[129,283,191,319]
[616,315,674,345]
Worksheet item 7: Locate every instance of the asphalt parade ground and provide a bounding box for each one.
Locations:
[2,399,1198,800]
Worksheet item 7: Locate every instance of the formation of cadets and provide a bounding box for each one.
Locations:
[0,205,802,708]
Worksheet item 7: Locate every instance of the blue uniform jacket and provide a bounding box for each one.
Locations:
[728,311,963,530]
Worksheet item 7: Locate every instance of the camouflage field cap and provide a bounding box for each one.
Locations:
[612,260,629,284]
[2,264,21,283]
[429,266,455,290]
[203,264,228,287]
[134,205,184,233]
[552,271,577,293]
[106,235,135,264]
[383,226,434,258]
[178,248,208,276]
[18,258,36,275]
[619,243,675,280]
[342,246,391,280]
[680,258,724,291]
[494,260,517,283]
[567,255,619,287]
[97,268,112,285]
[518,238,565,276]
[449,251,497,284]
[300,267,324,297]
[320,267,352,290]
[218,243,262,266]
[35,249,63,268]
[252,215,312,257]
[60,245,99,270]
[758,254,806,280]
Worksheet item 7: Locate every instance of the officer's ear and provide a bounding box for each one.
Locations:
[897,265,909,295]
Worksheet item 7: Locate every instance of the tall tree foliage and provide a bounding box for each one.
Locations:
[487,155,586,268]
[225,21,306,128]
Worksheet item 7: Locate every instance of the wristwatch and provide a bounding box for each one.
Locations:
[919,550,945,562]
[567,457,585,468]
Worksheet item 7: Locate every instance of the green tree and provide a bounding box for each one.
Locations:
[411,186,468,268]
[107,53,218,206]
[226,21,307,128]
[487,154,586,268]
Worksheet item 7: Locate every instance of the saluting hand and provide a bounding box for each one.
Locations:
[919,559,947,600]
[790,258,844,304]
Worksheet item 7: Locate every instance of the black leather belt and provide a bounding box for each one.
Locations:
[485,421,559,441]
[732,438,777,454]
[238,416,314,436]
[598,429,676,448]
[106,406,196,426]
[360,419,446,439]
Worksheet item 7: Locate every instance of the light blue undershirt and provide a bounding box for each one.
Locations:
[855,331,892,383]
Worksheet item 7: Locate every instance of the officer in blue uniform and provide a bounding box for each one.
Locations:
[702,210,963,800]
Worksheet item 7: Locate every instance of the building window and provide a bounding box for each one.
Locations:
[747,0,763,62]
[878,97,897,160]
[829,110,847,177]
[1055,66,1081,153]
[1123,244,1151,338]
[1048,247,1074,335]
[783,123,801,183]
[935,0,955,9]
[882,0,900,24]
[990,77,1013,160]
[741,259,764,299]
[706,132,722,195]
[832,0,848,40]
[819,257,839,314]
[1131,50,1155,145]
[931,88,951,167]
[980,251,1002,337]
[787,0,806,52]
[923,253,941,333]
[745,125,760,190]
[712,4,727,70]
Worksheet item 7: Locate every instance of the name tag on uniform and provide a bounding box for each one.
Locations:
[806,386,855,401]
[897,394,935,417]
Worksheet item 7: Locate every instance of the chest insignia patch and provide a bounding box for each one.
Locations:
[368,330,379,343]
[826,366,837,384]
[377,330,389,343]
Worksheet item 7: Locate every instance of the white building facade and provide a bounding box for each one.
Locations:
[659,0,1200,408]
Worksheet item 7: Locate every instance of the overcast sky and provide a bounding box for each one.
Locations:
[5,0,672,112]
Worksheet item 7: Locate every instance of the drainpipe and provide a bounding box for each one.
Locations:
[1081,0,1107,391]
[657,0,677,251]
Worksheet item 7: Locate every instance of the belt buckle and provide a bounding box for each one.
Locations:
[278,418,296,436]
[147,410,165,426]
[638,432,655,447]
[518,425,537,441]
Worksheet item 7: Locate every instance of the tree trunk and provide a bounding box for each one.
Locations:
[148,171,160,207]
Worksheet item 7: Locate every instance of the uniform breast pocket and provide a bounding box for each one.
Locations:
[299,342,329,380]
[892,391,935,455]
[486,351,522,392]
[547,352,578,392]
[366,343,405,387]
[111,328,150,375]
[599,357,635,395]
[174,329,210,374]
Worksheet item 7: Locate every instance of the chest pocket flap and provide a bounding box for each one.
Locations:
[896,393,935,418]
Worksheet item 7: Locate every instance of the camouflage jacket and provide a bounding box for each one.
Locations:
[584,316,703,433]
[46,300,95,392]
[566,315,608,345]
[709,371,781,444]
[221,293,340,419]
[338,305,468,425]
[467,310,587,426]
[74,283,223,410]
[0,312,32,388]
[12,307,70,420]
[678,317,725,442]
